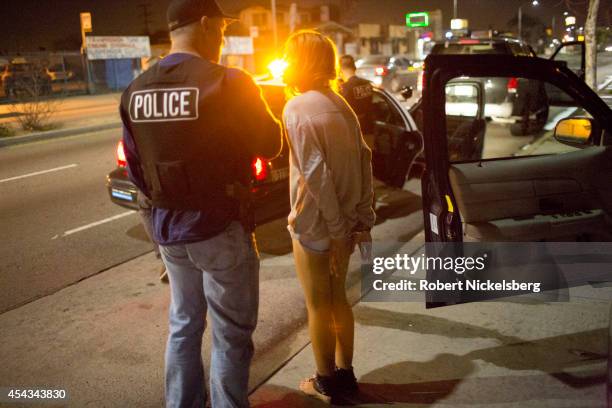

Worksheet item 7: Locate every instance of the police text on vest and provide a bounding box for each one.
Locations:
[129,88,199,122]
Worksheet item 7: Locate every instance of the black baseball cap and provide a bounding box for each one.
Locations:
[167,0,237,31]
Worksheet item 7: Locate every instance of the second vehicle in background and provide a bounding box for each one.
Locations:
[355,55,421,92]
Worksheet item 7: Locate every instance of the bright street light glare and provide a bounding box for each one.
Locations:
[267,58,288,80]
[532,0,539,5]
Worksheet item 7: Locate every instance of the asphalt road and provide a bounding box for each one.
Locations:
[0,129,150,313]
[0,108,543,315]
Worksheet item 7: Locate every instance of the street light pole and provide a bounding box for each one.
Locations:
[518,6,523,40]
[518,0,538,41]
[453,0,458,19]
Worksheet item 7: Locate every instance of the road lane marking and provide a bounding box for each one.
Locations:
[0,164,78,184]
[52,210,137,239]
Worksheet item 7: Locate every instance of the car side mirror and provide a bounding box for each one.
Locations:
[554,117,594,146]
[400,86,414,101]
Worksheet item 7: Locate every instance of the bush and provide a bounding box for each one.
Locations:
[10,99,62,131]
[7,61,62,132]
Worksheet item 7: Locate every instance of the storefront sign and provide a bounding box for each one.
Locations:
[86,36,151,60]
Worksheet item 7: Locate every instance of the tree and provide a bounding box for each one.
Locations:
[507,13,547,48]
[585,0,600,89]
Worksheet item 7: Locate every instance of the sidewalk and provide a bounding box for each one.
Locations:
[250,246,612,408]
[0,92,122,147]
[0,185,424,407]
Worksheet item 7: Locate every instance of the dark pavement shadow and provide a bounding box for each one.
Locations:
[125,223,150,243]
[252,305,606,407]
[251,384,330,408]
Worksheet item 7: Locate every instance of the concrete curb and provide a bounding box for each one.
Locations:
[0,121,122,148]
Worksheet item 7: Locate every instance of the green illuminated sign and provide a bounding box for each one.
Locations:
[406,12,429,28]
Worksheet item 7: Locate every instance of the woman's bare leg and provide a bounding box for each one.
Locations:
[330,249,354,370]
[292,240,336,376]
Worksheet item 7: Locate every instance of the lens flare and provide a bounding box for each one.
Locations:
[268,58,289,79]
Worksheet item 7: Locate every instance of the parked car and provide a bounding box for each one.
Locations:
[355,55,421,92]
[106,78,425,226]
[2,60,52,98]
[46,64,75,82]
[424,37,553,136]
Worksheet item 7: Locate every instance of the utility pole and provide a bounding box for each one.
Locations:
[518,6,523,40]
[139,3,152,37]
[585,0,600,89]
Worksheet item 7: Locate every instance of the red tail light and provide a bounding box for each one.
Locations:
[116,140,127,168]
[252,157,269,182]
[507,77,518,93]
[374,66,388,76]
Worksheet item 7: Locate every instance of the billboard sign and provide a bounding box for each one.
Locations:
[450,19,468,30]
[80,12,92,33]
[86,36,151,60]
[406,12,429,28]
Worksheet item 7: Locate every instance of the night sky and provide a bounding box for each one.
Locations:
[1,0,610,52]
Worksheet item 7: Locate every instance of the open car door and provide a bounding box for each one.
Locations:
[420,53,612,307]
[370,89,423,188]
[547,41,586,105]
[551,41,585,79]
[419,54,612,397]
[421,54,612,244]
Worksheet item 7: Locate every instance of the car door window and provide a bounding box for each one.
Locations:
[445,82,485,162]
[372,91,404,127]
[552,43,584,73]
[444,75,595,163]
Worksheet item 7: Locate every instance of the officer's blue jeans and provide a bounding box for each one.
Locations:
[160,222,259,408]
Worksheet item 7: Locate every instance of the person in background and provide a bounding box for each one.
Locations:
[339,54,375,147]
[119,0,282,406]
[282,30,375,403]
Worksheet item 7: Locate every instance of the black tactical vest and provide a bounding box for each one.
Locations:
[121,57,250,212]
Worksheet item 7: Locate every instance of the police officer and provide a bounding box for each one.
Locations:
[339,55,375,142]
[119,0,282,406]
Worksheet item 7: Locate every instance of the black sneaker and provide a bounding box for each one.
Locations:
[334,367,358,393]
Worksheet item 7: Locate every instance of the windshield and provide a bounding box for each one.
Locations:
[358,56,389,66]
[431,42,510,55]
